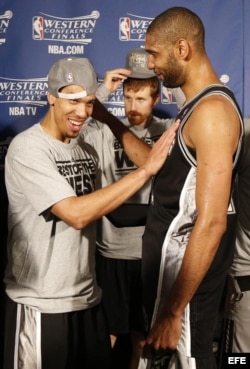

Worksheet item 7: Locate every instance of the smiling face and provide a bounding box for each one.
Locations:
[45,85,95,142]
[145,34,184,89]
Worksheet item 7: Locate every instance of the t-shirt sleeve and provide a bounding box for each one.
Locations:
[6,136,76,215]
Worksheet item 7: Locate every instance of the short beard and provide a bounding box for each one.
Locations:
[162,53,183,88]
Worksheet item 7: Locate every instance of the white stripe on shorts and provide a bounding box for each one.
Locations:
[14,303,42,369]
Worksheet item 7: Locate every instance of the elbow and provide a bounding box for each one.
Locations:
[68,216,90,230]
[71,221,85,230]
[51,197,95,230]
[63,208,91,230]
[216,217,227,237]
[198,214,227,250]
[209,218,227,248]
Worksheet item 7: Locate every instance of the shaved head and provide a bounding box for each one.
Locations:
[147,7,205,52]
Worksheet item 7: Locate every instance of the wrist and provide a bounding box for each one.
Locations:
[95,84,110,102]
[137,166,151,184]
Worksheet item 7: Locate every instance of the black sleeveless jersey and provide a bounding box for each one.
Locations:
[142,84,244,324]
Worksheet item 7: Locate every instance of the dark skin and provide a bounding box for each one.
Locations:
[92,25,241,359]
[140,28,241,356]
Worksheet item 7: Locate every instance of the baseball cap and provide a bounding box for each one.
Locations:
[125,48,156,79]
[48,57,98,99]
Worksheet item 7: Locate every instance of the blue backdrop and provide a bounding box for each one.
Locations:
[0,0,249,203]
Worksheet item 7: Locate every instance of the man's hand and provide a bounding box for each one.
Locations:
[141,120,180,177]
[141,310,182,358]
[102,68,131,93]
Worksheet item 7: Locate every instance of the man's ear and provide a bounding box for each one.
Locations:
[47,92,56,106]
[175,38,190,59]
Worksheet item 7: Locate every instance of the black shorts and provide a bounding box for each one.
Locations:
[96,253,145,335]
[3,295,112,369]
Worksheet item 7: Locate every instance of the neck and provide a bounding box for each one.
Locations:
[182,57,221,101]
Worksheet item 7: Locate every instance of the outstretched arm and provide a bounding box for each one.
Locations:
[51,120,180,229]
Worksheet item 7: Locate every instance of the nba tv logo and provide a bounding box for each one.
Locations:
[32,16,44,40]
[119,17,130,40]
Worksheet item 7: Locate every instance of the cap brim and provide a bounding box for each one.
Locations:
[129,71,157,79]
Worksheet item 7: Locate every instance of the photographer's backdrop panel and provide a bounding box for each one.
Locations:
[0,0,247,166]
[0,1,248,221]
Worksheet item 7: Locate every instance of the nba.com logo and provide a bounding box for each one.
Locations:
[119,17,130,40]
[32,16,44,40]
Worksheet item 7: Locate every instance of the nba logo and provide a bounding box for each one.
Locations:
[32,16,44,40]
[161,86,173,104]
[119,17,130,41]
[66,72,73,83]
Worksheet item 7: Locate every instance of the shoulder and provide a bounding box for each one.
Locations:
[82,119,112,135]
[238,117,250,171]
[150,115,175,130]
[77,135,100,162]
[7,124,42,153]
[81,119,114,149]
[183,95,242,150]
[188,93,241,129]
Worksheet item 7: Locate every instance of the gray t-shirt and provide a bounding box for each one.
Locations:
[5,123,102,313]
[230,117,250,275]
[83,115,174,259]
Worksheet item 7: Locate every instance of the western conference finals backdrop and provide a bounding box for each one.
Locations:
[0,0,249,199]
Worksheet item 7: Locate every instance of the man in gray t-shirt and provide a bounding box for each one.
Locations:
[223,117,250,354]
[3,57,179,369]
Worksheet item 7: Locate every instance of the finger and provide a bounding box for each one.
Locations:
[112,73,131,82]
[108,68,131,75]
[111,76,126,82]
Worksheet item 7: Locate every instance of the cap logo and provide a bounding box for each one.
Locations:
[125,48,155,78]
[130,53,146,68]
[48,58,98,96]
[66,72,73,83]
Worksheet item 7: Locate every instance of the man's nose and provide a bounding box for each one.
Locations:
[147,55,154,69]
[75,103,87,117]
[131,99,137,110]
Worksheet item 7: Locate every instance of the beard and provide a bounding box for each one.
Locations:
[161,53,183,88]
[127,112,144,126]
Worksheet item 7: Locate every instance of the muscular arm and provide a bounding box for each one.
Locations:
[143,96,241,353]
[51,122,179,229]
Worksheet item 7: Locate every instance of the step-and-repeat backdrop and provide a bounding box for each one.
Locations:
[0,0,249,216]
